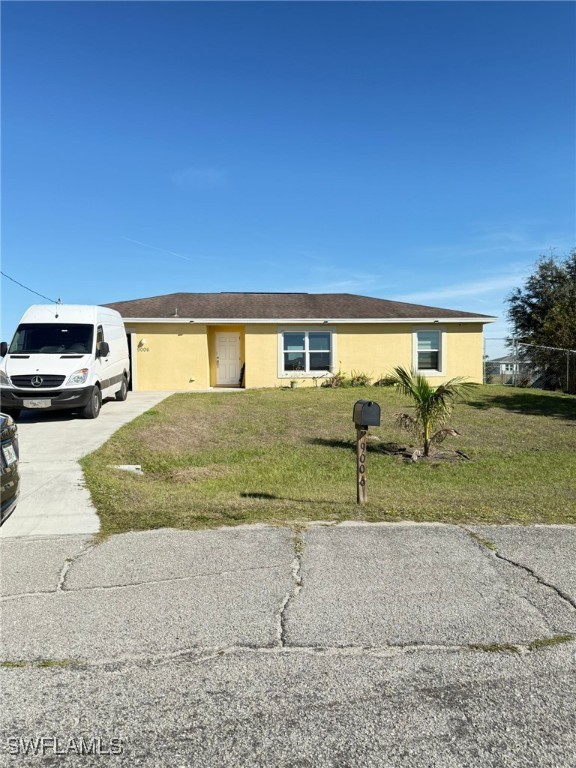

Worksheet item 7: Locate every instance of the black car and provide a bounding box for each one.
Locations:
[0,412,20,525]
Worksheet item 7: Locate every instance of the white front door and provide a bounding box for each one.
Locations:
[216,333,241,386]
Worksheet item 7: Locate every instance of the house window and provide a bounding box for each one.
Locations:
[280,330,332,375]
[413,328,444,374]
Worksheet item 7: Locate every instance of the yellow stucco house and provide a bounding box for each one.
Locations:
[105,292,496,391]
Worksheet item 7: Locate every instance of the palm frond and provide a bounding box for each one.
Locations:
[433,377,479,402]
[430,427,461,445]
[388,367,430,401]
[394,412,420,436]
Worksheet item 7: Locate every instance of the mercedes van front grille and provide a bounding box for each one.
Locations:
[10,375,66,389]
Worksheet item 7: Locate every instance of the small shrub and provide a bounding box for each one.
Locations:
[373,375,397,387]
[387,366,477,456]
[321,370,349,388]
[349,370,372,387]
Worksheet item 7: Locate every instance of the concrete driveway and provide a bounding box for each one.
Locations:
[1,522,575,766]
[0,391,172,538]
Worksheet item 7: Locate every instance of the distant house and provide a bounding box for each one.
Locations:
[485,354,535,384]
[486,354,524,375]
[105,292,496,391]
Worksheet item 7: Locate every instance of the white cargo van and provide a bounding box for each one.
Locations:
[0,304,130,419]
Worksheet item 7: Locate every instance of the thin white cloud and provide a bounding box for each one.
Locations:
[314,278,380,293]
[121,236,227,265]
[170,167,228,190]
[418,230,573,262]
[122,236,195,262]
[395,272,529,304]
[392,225,574,306]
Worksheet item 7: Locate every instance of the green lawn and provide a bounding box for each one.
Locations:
[81,385,576,535]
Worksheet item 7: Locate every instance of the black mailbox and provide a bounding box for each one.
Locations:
[353,400,381,428]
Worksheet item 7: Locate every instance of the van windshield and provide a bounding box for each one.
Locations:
[8,324,94,354]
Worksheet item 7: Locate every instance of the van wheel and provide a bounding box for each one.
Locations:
[82,386,101,419]
[115,377,128,402]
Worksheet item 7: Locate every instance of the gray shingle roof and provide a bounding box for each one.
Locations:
[489,355,531,364]
[105,292,494,321]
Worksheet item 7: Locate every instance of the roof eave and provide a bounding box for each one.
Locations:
[121,316,497,324]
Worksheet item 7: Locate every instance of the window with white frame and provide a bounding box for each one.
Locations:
[414,329,444,373]
[280,330,332,375]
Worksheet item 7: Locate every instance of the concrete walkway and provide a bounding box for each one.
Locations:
[0,391,172,538]
[1,523,575,766]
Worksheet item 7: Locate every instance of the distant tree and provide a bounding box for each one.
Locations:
[507,250,576,392]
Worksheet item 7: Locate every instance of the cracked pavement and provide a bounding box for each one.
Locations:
[1,522,576,766]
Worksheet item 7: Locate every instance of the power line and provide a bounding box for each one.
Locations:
[515,340,576,354]
[1,271,60,304]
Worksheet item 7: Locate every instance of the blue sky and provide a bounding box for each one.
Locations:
[2,1,575,353]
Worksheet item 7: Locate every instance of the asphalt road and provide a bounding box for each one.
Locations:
[2,522,575,766]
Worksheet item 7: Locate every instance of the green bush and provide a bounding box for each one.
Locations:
[321,370,349,388]
[349,370,372,387]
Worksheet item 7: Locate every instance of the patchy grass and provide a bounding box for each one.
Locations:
[291,529,306,556]
[527,635,575,651]
[468,643,521,654]
[465,530,498,551]
[80,385,576,535]
[468,635,576,654]
[0,659,84,669]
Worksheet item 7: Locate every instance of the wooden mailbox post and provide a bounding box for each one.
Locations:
[352,400,381,504]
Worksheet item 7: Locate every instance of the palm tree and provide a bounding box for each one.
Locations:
[387,366,478,457]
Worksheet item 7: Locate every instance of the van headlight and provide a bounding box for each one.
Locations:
[0,370,12,388]
[67,368,89,385]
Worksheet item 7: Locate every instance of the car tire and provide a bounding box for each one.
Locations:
[81,386,102,419]
[115,376,128,402]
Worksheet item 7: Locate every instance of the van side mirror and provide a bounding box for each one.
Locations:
[98,341,110,358]
[0,342,7,357]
